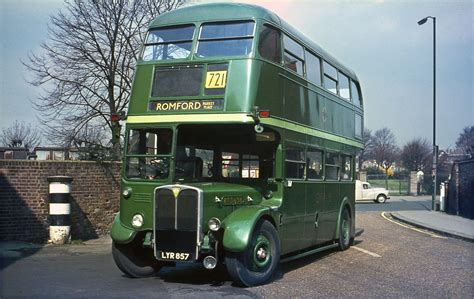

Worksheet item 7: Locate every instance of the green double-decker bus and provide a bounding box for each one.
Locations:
[111,3,364,286]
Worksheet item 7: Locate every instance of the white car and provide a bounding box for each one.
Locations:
[355,180,390,203]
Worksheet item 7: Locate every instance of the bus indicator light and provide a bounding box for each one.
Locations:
[258,110,270,118]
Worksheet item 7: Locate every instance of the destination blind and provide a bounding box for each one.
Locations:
[149,99,224,111]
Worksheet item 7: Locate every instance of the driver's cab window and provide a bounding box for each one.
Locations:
[128,129,172,155]
[363,183,369,189]
[125,128,172,180]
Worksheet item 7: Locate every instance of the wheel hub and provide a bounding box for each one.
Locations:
[256,247,267,260]
[252,235,271,269]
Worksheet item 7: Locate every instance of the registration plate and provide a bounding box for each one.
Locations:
[205,71,227,88]
[158,251,191,261]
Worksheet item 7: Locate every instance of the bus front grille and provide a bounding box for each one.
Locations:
[154,185,201,261]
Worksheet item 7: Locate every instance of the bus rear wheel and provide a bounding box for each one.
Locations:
[112,241,163,278]
[338,208,352,251]
[225,220,280,287]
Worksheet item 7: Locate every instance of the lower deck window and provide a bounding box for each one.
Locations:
[175,125,277,182]
[325,152,340,180]
[285,146,305,179]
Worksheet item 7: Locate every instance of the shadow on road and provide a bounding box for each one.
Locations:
[151,248,341,288]
[158,263,233,286]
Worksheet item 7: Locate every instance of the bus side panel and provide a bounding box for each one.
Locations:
[280,182,306,254]
[304,182,325,247]
[317,182,339,242]
[254,61,284,117]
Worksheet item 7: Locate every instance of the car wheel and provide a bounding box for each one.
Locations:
[376,194,387,203]
[225,220,280,287]
[338,207,351,251]
[112,240,163,278]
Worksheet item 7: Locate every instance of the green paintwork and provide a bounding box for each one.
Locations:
[112,2,363,264]
[222,205,276,252]
[127,3,363,147]
[110,213,137,244]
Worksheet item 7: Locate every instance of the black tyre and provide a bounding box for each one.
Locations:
[338,208,352,251]
[376,194,387,203]
[112,241,163,278]
[225,220,280,287]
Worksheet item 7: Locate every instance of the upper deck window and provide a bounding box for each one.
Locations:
[258,24,281,64]
[283,35,304,76]
[196,21,255,57]
[306,50,322,86]
[323,61,337,94]
[338,72,350,100]
[142,25,195,61]
[351,80,361,107]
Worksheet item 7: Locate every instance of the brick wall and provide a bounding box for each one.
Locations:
[0,160,121,242]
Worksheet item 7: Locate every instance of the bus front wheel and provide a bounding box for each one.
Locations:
[112,241,163,278]
[225,220,280,287]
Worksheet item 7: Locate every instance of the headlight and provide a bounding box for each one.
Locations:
[208,217,221,231]
[122,187,132,199]
[132,214,144,228]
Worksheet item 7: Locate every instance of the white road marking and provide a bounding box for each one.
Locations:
[352,246,381,258]
[381,212,447,239]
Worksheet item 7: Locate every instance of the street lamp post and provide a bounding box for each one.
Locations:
[418,16,437,211]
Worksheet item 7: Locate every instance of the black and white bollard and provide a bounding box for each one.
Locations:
[47,176,73,244]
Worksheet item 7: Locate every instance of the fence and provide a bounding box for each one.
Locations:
[367,174,410,196]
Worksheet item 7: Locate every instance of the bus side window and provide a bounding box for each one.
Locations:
[258,24,281,64]
[283,35,304,76]
[325,152,340,180]
[285,145,305,179]
[305,50,322,86]
[338,72,350,100]
[307,148,323,179]
[341,155,352,180]
[323,61,338,94]
[351,80,362,107]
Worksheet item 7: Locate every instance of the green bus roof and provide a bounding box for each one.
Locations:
[150,3,358,81]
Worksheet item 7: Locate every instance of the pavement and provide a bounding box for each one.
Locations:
[0,235,112,260]
[391,210,474,242]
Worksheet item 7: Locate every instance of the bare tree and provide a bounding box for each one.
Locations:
[369,128,399,176]
[455,126,474,157]
[400,138,431,172]
[24,0,186,159]
[358,128,374,169]
[0,121,42,151]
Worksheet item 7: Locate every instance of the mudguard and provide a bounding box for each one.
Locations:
[335,197,355,240]
[222,206,274,252]
[110,213,136,244]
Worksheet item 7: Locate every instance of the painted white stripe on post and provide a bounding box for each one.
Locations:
[49,203,71,215]
[49,182,71,194]
[49,226,71,244]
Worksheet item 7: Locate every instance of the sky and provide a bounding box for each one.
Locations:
[0,0,472,149]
